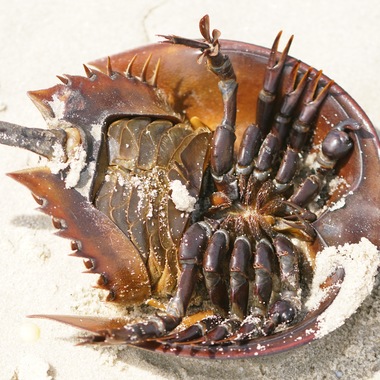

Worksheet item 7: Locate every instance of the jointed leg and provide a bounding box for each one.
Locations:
[162,15,238,199]
[203,229,230,314]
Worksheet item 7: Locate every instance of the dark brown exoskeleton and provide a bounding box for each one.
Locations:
[1,15,379,358]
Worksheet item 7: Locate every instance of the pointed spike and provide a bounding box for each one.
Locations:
[69,250,89,259]
[277,35,294,68]
[285,61,301,92]
[51,216,67,230]
[284,65,311,100]
[76,335,108,346]
[83,258,95,270]
[97,273,109,286]
[31,193,45,206]
[28,314,130,335]
[150,58,161,87]
[55,229,72,239]
[106,56,114,77]
[314,79,334,103]
[27,90,55,119]
[68,252,80,258]
[71,240,82,251]
[106,289,116,302]
[296,66,313,92]
[82,269,95,274]
[125,54,137,78]
[52,217,64,229]
[93,283,108,291]
[83,64,95,79]
[268,31,282,68]
[140,54,152,82]
[307,70,323,102]
[159,34,210,50]
[56,75,69,85]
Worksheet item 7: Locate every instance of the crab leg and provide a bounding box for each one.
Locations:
[162,15,238,199]
[203,229,230,314]
[274,147,300,191]
[271,63,311,144]
[317,118,361,170]
[289,71,333,151]
[237,63,309,179]
[252,239,275,316]
[236,124,262,175]
[84,314,181,345]
[253,132,280,181]
[256,32,293,138]
[235,238,276,339]
[242,232,300,339]
[273,73,333,196]
[170,238,268,344]
[158,316,222,343]
[164,235,253,345]
[229,236,251,320]
[290,118,360,206]
[166,221,212,318]
[263,235,298,334]
[290,175,321,207]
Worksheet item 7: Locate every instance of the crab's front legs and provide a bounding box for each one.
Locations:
[163,15,238,199]
[208,64,238,199]
[198,34,239,198]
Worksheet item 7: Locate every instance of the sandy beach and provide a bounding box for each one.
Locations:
[0,1,379,379]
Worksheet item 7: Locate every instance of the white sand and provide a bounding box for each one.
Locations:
[1,1,379,379]
[306,238,379,339]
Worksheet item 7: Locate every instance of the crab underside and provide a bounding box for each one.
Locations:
[1,15,379,359]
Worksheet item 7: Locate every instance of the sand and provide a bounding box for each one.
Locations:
[0,1,379,379]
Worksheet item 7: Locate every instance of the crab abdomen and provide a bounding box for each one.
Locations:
[94,116,211,296]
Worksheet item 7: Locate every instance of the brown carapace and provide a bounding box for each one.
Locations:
[1,15,379,358]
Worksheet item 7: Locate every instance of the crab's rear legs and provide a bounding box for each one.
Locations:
[77,221,213,345]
